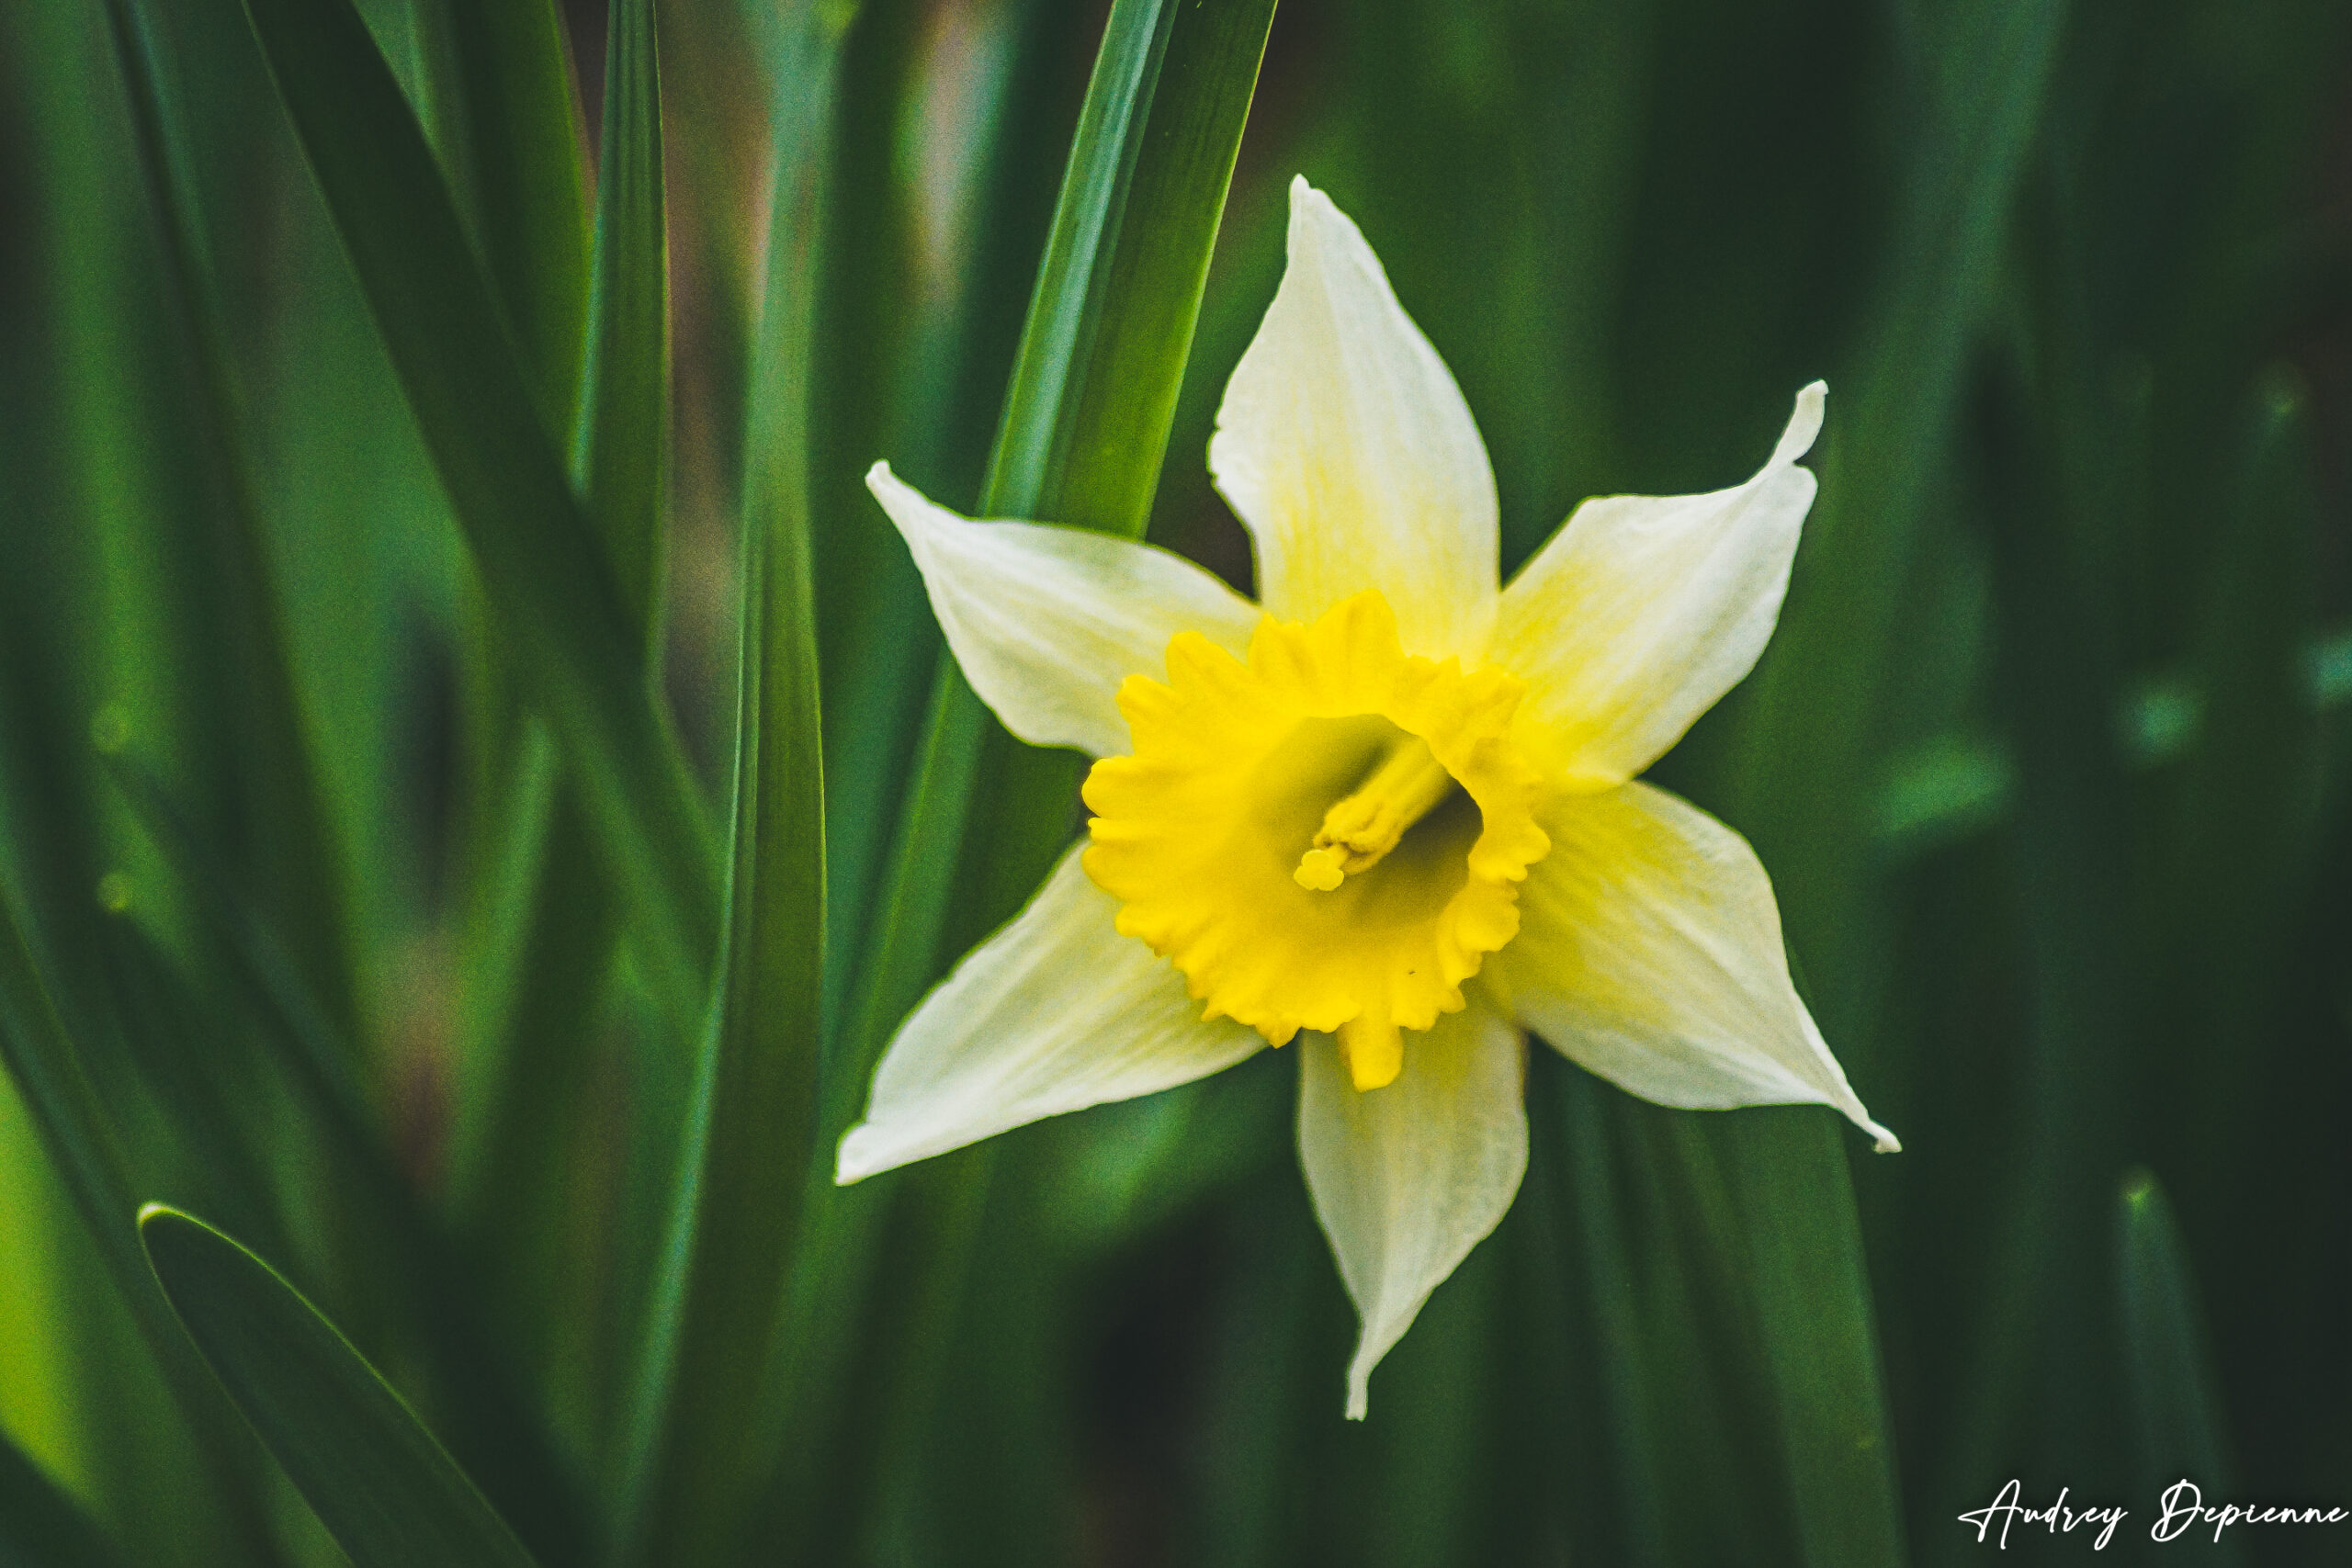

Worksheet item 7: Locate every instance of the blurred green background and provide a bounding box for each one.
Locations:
[1,0,2347,1563]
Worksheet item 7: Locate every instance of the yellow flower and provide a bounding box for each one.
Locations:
[837,176,1895,1418]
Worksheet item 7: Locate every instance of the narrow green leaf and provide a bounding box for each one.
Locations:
[1358,1215,1510,1567]
[1930,347,2138,1522]
[2116,1168,2239,1548]
[101,748,373,1139]
[448,0,672,1409]
[100,746,592,1565]
[829,671,988,1128]
[983,0,1278,536]
[448,0,672,1442]
[0,1425,129,1568]
[1668,13,2070,1552]
[1711,1111,1905,1566]
[0,0,106,964]
[1516,1068,1668,1563]
[412,0,593,433]
[1724,0,2071,1034]
[808,0,1018,1034]
[574,0,670,645]
[101,0,361,1043]
[445,724,616,1343]
[137,1206,540,1568]
[2158,378,2321,1185]
[832,0,1278,1137]
[236,0,719,1017]
[925,0,1278,967]
[608,7,833,1557]
[765,0,1277,1550]
[0,890,277,1560]
[98,916,291,1268]
[1193,1175,1327,1568]
[1538,1058,1877,1566]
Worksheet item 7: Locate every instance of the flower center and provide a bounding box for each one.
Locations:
[1294,736,1459,890]
[1081,591,1551,1091]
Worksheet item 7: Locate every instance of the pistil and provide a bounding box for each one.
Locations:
[1294,737,1459,891]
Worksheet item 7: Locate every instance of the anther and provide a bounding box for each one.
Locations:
[1293,737,1457,890]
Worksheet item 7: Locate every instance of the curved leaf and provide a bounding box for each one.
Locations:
[137,1206,540,1568]
[101,748,589,1565]
[0,896,270,1526]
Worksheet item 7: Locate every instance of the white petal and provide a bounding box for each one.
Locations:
[868,463,1262,758]
[1491,383,1826,786]
[837,844,1263,1182]
[1495,781,1896,1152]
[1207,177,1498,660]
[1296,1000,1528,1419]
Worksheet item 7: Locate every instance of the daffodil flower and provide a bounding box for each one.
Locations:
[837,176,1895,1418]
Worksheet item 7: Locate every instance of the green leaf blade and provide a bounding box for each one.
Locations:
[235,0,718,1018]
[608,9,833,1561]
[2116,1168,2238,1528]
[1714,1111,1905,1567]
[100,747,592,1568]
[0,896,282,1562]
[574,0,671,644]
[1724,0,2073,1034]
[100,0,363,1045]
[986,0,1276,533]
[413,0,593,433]
[1534,1062,1899,1566]
[770,0,1279,1551]
[137,1206,540,1568]
[838,0,1277,1145]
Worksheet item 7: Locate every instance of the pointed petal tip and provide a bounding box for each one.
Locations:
[865,459,919,518]
[1845,1090,1898,1152]
[865,468,925,565]
[1828,1070,1899,1153]
[834,1127,881,1186]
[1284,176,1356,255]
[1773,381,1828,466]
[865,462,954,558]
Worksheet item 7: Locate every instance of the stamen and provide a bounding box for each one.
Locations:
[1292,737,1458,889]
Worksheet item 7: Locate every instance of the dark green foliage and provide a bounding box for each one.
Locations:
[0,0,2346,1562]
[139,1206,542,1568]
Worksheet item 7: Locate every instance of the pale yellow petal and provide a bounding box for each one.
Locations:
[1295,999,1528,1418]
[836,844,1264,1183]
[1492,780,1896,1151]
[1207,176,1498,660]
[868,463,1261,758]
[1492,384,1825,787]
